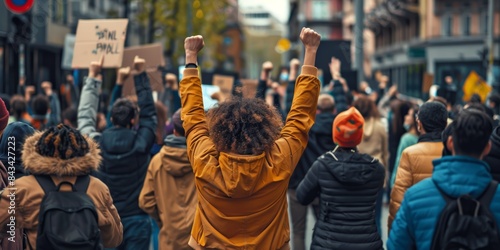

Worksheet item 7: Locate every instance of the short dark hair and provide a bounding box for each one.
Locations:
[62,107,78,128]
[32,95,49,116]
[111,98,138,128]
[10,95,26,120]
[417,101,448,133]
[452,109,493,157]
[317,94,335,114]
[172,108,185,137]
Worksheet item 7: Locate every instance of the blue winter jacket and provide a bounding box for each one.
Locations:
[387,156,500,250]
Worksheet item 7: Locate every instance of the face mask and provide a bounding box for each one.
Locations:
[403,124,411,131]
[280,73,289,82]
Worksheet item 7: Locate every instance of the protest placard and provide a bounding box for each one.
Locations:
[121,43,166,96]
[212,75,235,101]
[71,19,128,68]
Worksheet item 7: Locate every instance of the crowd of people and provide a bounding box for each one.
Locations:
[0,27,499,250]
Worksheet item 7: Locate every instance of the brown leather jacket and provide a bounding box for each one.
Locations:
[139,135,196,250]
[0,132,123,249]
[388,141,443,231]
[180,66,320,249]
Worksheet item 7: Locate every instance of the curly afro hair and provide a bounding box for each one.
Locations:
[206,97,283,155]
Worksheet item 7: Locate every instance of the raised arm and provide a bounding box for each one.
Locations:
[284,58,300,116]
[275,28,321,171]
[256,61,273,99]
[133,56,157,153]
[106,67,130,128]
[180,35,218,173]
[78,56,104,139]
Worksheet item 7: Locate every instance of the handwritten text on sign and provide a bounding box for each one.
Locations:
[72,19,128,68]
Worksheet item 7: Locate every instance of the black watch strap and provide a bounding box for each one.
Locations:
[185,63,198,68]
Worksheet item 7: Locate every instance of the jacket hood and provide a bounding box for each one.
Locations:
[490,126,500,151]
[326,151,381,185]
[217,152,266,198]
[0,122,35,166]
[363,117,376,138]
[161,135,191,177]
[310,113,335,135]
[22,131,102,176]
[432,156,492,198]
[163,134,187,148]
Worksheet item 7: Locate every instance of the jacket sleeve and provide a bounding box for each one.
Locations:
[138,158,160,226]
[48,93,61,126]
[180,69,219,175]
[134,73,158,153]
[77,77,102,139]
[256,79,268,100]
[296,159,321,205]
[329,80,348,113]
[284,80,296,117]
[387,194,416,250]
[273,66,320,174]
[96,181,123,248]
[388,149,413,231]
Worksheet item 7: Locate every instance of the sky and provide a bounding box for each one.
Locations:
[238,0,290,23]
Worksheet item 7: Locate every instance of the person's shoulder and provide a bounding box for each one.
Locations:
[405,178,439,200]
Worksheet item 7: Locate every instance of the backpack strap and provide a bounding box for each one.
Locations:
[73,175,91,193]
[478,180,499,207]
[34,175,58,194]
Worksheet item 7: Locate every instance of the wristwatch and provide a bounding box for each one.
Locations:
[185,63,198,69]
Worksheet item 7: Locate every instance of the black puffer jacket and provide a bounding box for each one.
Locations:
[296,148,385,250]
[484,126,500,182]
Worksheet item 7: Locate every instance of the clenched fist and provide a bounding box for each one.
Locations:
[262,61,273,72]
[117,67,131,85]
[133,56,146,74]
[89,55,104,79]
[184,35,205,55]
[300,28,321,51]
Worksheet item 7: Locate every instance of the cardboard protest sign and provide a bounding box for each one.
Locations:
[72,19,128,68]
[62,34,76,70]
[422,73,434,93]
[462,70,491,103]
[201,85,221,110]
[212,74,234,101]
[239,79,258,99]
[121,43,166,96]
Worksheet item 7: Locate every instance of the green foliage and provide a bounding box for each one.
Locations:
[137,0,229,68]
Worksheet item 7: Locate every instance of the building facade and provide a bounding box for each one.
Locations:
[368,0,500,99]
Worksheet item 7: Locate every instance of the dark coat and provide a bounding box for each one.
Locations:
[296,149,385,250]
[78,73,157,218]
[484,126,500,182]
[288,113,336,189]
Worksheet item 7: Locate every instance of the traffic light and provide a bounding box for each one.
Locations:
[11,14,32,44]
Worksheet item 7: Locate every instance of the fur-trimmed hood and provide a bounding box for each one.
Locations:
[22,131,102,176]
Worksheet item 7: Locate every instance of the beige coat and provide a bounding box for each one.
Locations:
[139,136,197,250]
[0,132,123,249]
[388,141,444,231]
[358,117,389,168]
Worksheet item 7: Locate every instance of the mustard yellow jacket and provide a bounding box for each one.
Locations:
[180,66,320,250]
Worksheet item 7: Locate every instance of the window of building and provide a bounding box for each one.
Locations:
[312,0,329,20]
[441,13,452,37]
[481,11,488,35]
[89,0,95,8]
[51,0,67,25]
[461,13,470,36]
